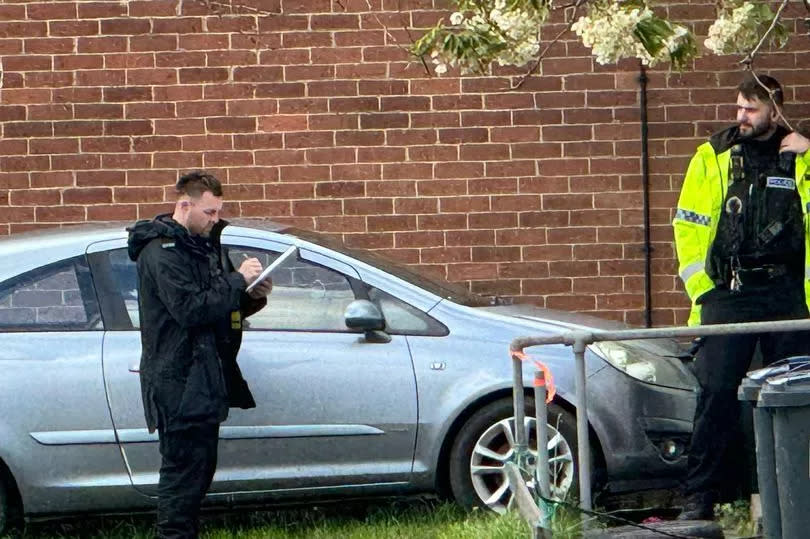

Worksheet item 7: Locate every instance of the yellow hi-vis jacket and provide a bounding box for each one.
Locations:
[673,141,810,326]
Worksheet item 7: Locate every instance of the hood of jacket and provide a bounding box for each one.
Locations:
[127,214,229,262]
[709,124,790,154]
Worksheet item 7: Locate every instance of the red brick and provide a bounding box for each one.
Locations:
[104,120,152,136]
[305,148,356,164]
[316,182,365,198]
[279,165,330,182]
[0,140,27,155]
[29,138,78,154]
[0,106,25,122]
[103,87,151,102]
[255,83,306,99]
[343,233,394,249]
[81,137,130,153]
[153,152,203,169]
[78,2,127,18]
[311,47,362,65]
[63,187,112,204]
[325,166,376,183]
[10,189,61,206]
[234,133,283,150]
[344,198,391,215]
[182,135,231,151]
[4,121,52,138]
[409,145,458,162]
[232,66,283,83]
[29,172,72,188]
[125,170,175,187]
[277,98,328,114]
[206,117,256,133]
[180,68,228,84]
[358,147,405,163]
[87,204,137,221]
[26,38,75,55]
[77,69,124,86]
[292,199,342,217]
[336,131,384,146]
[101,19,150,35]
[330,97,379,113]
[358,80,408,96]
[308,81,358,98]
[285,65,335,81]
[381,96,430,111]
[35,205,86,222]
[177,101,226,117]
[285,131,333,149]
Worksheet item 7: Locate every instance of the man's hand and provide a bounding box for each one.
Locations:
[248,277,273,299]
[780,132,810,154]
[238,256,262,284]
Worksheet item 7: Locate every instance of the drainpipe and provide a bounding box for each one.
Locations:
[638,63,653,328]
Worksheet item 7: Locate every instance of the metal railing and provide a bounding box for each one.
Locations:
[508,317,810,535]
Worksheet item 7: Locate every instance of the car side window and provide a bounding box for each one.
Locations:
[368,287,448,336]
[0,256,101,331]
[229,247,357,332]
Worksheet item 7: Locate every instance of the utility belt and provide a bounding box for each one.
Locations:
[733,264,789,287]
[721,260,797,291]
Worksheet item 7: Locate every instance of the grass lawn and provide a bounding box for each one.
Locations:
[7,495,746,538]
[5,499,545,539]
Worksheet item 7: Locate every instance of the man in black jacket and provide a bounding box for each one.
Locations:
[127,171,271,538]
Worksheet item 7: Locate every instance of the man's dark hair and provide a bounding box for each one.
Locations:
[737,73,783,108]
[175,170,223,198]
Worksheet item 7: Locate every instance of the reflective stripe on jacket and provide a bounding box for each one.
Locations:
[673,142,810,326]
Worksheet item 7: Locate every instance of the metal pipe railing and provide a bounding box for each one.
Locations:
[509,317,810,528]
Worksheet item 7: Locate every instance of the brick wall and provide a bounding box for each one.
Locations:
[1,0,808,325]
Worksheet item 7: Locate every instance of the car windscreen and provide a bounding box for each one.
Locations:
[281,226,493,307]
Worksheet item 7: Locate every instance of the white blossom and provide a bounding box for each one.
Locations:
[572,2,691,66]
[450,11,464,25]
[705,2,759,55]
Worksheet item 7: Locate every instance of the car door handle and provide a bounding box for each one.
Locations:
[129,364,140,373]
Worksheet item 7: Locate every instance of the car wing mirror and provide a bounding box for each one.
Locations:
[344,299,391,343]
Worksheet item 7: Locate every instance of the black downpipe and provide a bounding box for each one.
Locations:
[638,63,653,328]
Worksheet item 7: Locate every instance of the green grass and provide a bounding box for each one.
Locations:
[5,499,544,539]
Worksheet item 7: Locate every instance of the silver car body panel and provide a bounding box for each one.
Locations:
[0,223,696,518]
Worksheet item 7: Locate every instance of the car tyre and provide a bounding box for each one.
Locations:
[449,396,583,513]
[0,475,22,537]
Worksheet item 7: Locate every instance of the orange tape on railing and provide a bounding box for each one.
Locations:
[510,350,556,404]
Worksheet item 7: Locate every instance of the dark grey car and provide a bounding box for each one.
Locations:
[0,222,696,532]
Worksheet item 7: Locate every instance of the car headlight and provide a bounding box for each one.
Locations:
[589,340,696,390]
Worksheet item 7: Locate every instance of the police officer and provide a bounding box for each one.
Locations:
[673,74,810,520]
[128,171,272,538]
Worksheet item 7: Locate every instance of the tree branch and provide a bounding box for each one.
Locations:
[748,69,794,131]
[741,0,790,66]
[511,0,586,90]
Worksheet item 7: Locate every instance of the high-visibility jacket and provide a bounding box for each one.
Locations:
[673,135,810,326]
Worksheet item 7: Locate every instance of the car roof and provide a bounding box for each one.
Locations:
[0,219,289,283]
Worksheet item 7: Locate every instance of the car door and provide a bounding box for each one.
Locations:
[88,234,418,498]
[0,254,131,512]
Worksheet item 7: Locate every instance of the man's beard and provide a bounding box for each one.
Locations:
[739,120,772,140]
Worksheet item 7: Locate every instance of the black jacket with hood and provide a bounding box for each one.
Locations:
[127,215,265,433]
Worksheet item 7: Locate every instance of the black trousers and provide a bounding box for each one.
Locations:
[685,287,810,500]
[156,423,220,539]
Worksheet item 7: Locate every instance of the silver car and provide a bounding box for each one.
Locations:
[0,222,696,532]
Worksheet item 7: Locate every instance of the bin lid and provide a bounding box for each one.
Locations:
[738,357,810,402]
[759,362,810,407]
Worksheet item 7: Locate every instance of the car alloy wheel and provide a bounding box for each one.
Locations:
[449,397,578,513]
[470,416,574,513]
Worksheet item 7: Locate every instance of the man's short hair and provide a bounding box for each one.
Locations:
[175,170,223,198]
[737,73,783,108]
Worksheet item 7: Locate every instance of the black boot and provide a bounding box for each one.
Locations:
[677,491,716,520]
